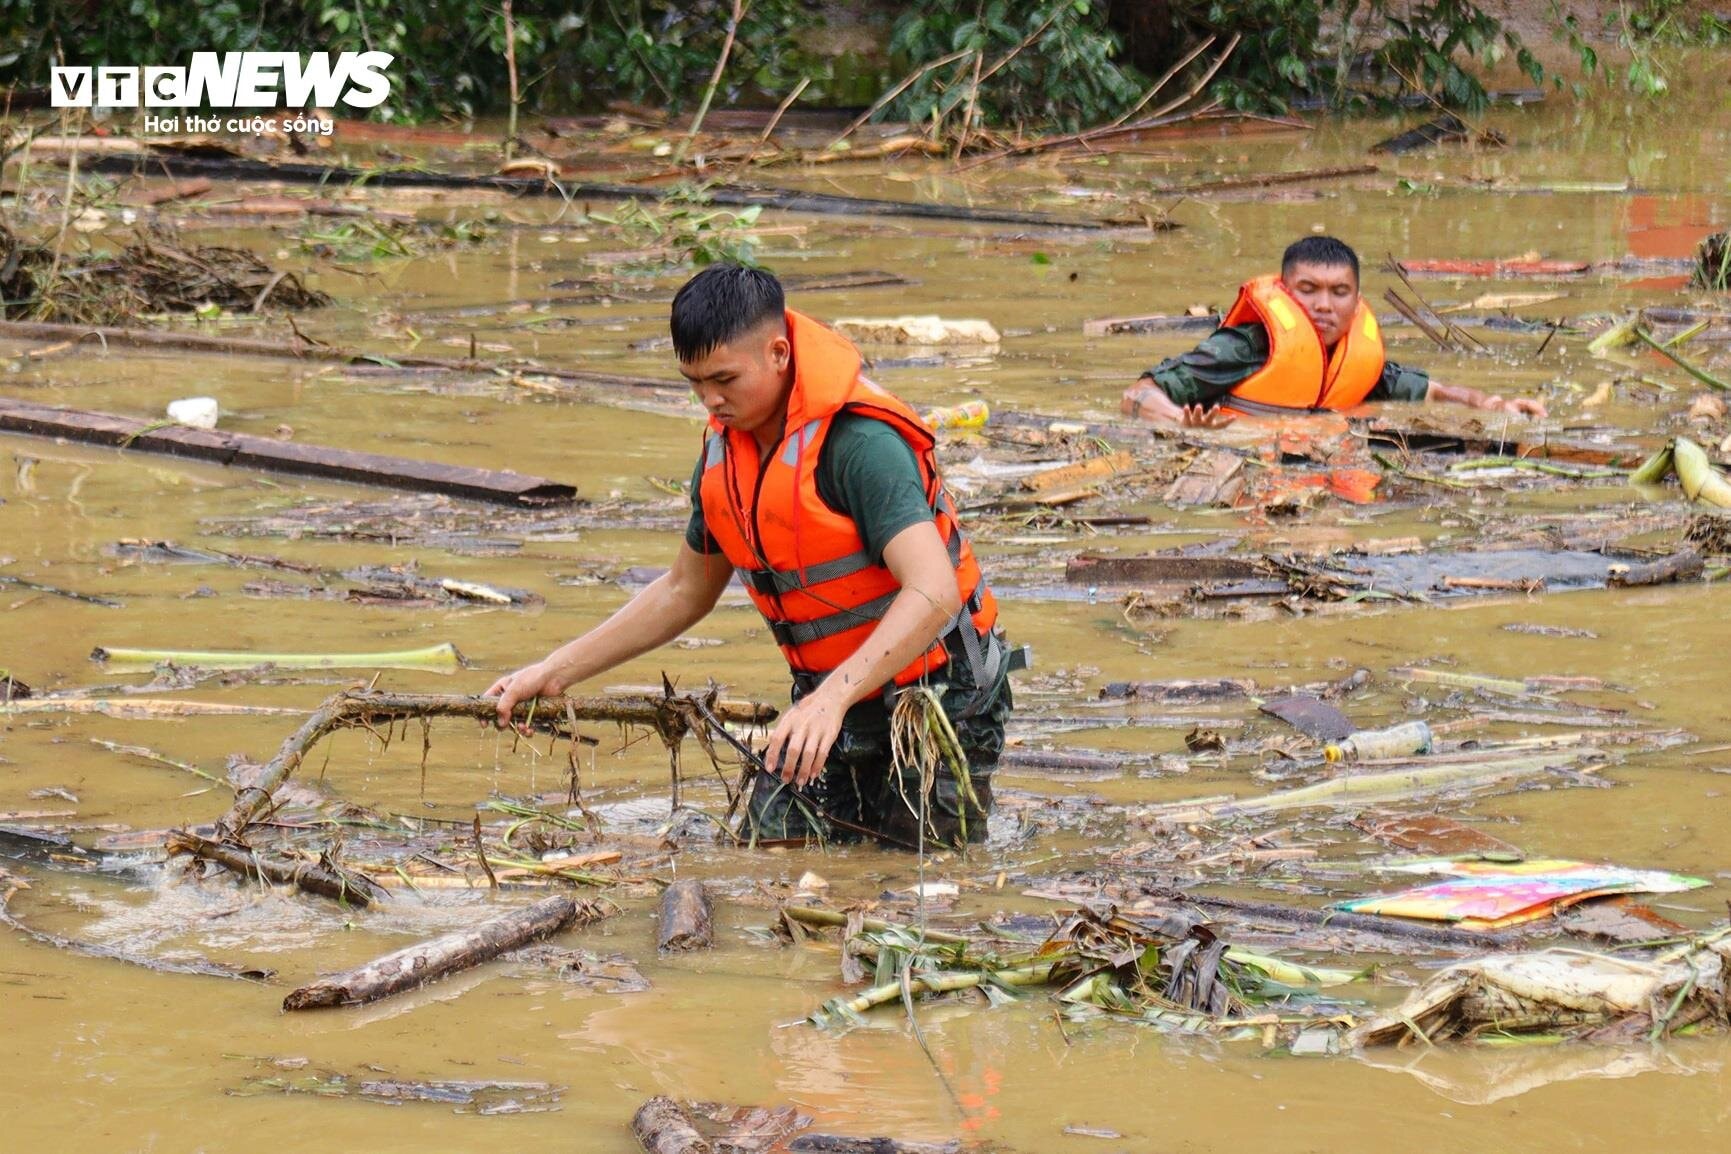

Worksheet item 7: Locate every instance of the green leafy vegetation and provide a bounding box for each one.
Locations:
[885,1,1148,134]
[587,186,766,269]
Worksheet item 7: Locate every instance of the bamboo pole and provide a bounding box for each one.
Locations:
[92,643,465,672]
[282,894,606,1009]
[1,698,305,720]
[1141,751,1581,822]
[674,0,745,167]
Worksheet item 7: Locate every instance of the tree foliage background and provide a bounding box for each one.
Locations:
[0,0,1716,125]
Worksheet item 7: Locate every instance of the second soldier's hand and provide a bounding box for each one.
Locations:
[762,686,846,789]
[1180,404,1238,429]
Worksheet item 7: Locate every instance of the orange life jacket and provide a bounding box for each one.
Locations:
[1218,274,1385,413]
[697,309,1005,698]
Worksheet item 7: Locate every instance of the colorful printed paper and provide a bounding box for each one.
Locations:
[1333,859,1708,930]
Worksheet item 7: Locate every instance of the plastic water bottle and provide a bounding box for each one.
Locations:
[1324,720,1432,763]
[922,400,989,431]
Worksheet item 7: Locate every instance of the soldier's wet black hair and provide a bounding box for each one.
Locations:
[669,263,786,361]
[1281,236,1360,285]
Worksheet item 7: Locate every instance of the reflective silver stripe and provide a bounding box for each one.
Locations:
[780,419,823,466]
[1221,394,1319,417]
[740,549,876,596]
[703,434,725,469]
[769,589,899,647]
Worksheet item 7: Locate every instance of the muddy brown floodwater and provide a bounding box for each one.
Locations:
[3,63,1731,1153]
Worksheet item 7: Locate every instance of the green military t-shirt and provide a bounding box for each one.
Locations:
[685,411,1006,733]
[1142,322,1430,408]
[684,411,936,565]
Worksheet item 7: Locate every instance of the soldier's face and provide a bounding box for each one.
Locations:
[1282,261,1360,347]
[680,322,793,441]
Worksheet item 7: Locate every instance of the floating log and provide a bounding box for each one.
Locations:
[657,878,715,953]
[167,830,388,908]
[1066,553,1266,584]
[632,1097,713,1154]
[283,894,605,1010]
[213,689,776,842]
[0,397,575,506]
[77,151,1109,229]
[1607,549,1704,588]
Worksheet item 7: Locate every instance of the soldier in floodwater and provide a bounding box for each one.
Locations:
[1120,236,1549,428]
[487,264,1016,849]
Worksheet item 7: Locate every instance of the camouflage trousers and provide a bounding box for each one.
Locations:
[742,681,1010,850]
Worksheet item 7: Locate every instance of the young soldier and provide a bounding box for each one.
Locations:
[1121,236,1548,428]
[488,265,1014,848]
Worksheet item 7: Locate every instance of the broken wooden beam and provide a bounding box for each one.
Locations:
[1066,553,1266,584]
[0,397,576,506]
[283,895,605,1009]
[657,878,715,953]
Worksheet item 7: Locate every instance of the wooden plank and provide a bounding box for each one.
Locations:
[1065,553,1265,584]
[1022,450,1136,493]
[0,397,576,505]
